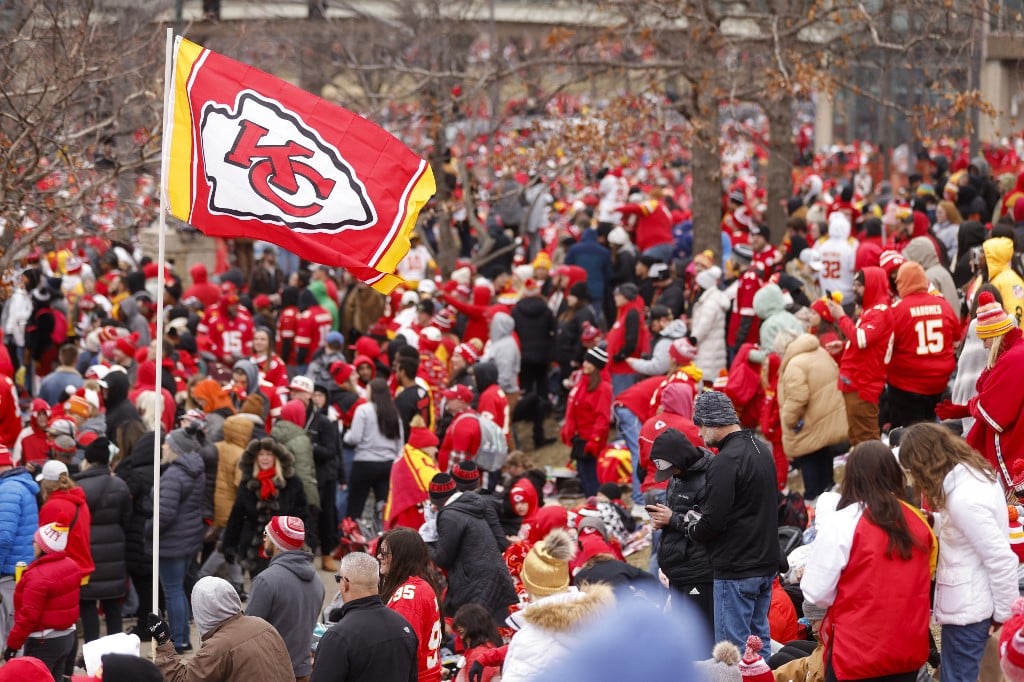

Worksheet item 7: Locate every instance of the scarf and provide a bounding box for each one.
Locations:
[257,467,277,501]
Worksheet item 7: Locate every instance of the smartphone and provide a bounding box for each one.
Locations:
[645,504,660,512]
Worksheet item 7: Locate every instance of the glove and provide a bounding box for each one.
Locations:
[584,441,599,457]
[2,647,16,661]
[934,400,970,421]
[468,661,485,682]
[146,612,171,645]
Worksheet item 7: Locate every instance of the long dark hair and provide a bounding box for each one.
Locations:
[378,528,442,604]
[368,378,401,440]
[839,440,920,561]
[452,603,502,649]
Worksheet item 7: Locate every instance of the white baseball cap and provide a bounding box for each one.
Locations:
[36,459,69,482]
[289,375,315,394]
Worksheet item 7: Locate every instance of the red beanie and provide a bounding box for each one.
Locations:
[408,426,439,451]
[265,516,305,551]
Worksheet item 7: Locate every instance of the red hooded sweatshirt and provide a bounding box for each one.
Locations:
[39,487,95,582]
[183,262,221,309]
[836,267,893,403]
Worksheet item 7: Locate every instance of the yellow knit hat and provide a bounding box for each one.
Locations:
[976,291,1014,340]
[521,529,575,597]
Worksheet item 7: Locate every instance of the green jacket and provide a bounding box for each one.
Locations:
[270,421,319,508]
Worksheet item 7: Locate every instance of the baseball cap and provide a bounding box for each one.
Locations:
[289,375,315,393]
[442,385,474,403]
[37,459,69,482]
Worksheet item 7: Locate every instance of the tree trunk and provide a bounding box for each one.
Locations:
[765,92,795,243]
[689,87,722,259]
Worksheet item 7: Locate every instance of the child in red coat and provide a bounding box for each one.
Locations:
[561,347,613,497]
[452,603,504,682]
[4,515,82,679]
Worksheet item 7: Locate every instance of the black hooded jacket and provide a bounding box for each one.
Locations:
[658,452,713,586]
[104,370,140,443]
[511,295,555,364]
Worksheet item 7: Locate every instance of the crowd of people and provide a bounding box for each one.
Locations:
[2,142,1024,681]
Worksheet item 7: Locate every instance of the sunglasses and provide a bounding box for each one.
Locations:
[334,574,349,584]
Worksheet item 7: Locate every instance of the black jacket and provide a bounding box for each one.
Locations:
[653,280,685,319]
[689,430,779,580]
[430,492,517,622]
[512,296,555,364]
[658,452,713,586]
[554,305,597,369]
[222,446,310,576]
[574,557,662,598]
[75,467,132,600]
[306,405,341,484]
[116,430,158,571]
[309,595,417,682]
[104,371,140,443]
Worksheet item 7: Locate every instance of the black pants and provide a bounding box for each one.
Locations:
[318,478,339,553]
[796,446,837,501]
[519,361,549,398]
[513,392,549,446]
[80,597,124,642]
[670,580,714,636]
[24,631,75,681]
[886,384,944,429]
[345,461,392,521]
[127,565,153,619]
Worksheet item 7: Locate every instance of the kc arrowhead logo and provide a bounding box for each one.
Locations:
[200,91,377,233]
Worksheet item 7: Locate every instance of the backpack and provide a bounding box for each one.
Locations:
[50,308,67,346]
[779,490,809,530]
[457,412,509,471]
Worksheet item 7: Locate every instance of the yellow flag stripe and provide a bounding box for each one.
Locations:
[167,38,206,221]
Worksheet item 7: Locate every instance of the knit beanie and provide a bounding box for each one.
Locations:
[597,482,622,501]
[692,390,739,427]
[98,653,162,682]
[615,283,639,301]
[191,577,242,636]
[83,437,113,466]
[452,461,481,491]
[584,346,608,369]
[429,473,457,505]
[668,337,698,365]
[165,427,199,457]
[0,657,54,682]
[694,642,742,682]
[521,528,576,597]
[35,514,70,553]
[976,291,1015,339]
[265,515,305,552]
[737,636,772,682]
[453,343,479,365]
[1010,506,1024,563]
[408,425,440,451]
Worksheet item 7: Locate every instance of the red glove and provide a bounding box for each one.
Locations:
[935,400,970,421]
[584,440,599,456]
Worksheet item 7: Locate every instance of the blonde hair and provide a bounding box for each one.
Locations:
[988,333,1004,368]
[252,454,285,485]
[41,473,75,496]
[937,200,962,225]
[898,422,995,510]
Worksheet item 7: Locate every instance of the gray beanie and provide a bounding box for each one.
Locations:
[191,576,241,635]
[692,391,739,427]
[166,428,200,457]
[802,600,827,622]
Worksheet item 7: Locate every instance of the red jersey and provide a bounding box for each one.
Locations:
[727,269,764,348]
[418,353,449,426]
[205,309,254,363]
[477,384,510,442]
[295,305,331,360]
[752,246,783,275]
[277,306,299,363]
[386,576,442,682]
[251,354,289,398]
[439,410,482,472]
[887,292,959,395]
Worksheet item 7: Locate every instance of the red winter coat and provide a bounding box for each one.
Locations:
[836,267,893,403]
[0,375,20,448]
[442,286,493,346]
[7,551,82,650]
[613,375,664,423]
[183,262,221,309]
[967,327,1024,487]
[561,375,612,456]
[606,297,650,376]
[39,487,94,581]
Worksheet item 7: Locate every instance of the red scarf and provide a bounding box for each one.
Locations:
[257,467,277,500]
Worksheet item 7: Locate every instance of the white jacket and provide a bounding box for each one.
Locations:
[932,464,1019,625]
[689,286,729,380]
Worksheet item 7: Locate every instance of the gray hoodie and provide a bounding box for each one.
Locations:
[902,237,960,312]
[629,318,688,377]
[483,312,521,394]
[246,550,325,677]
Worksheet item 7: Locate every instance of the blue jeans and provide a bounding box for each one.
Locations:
[611,373,638,398]
[642,242,676,263]
[614,404,643,505]
[940,619,991,682]
[645,489,666,575]
[159,556,192,650]
[336,446,356,521]
[577,456,598,497]
[714,575,773,653]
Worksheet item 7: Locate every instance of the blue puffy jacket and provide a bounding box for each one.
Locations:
[0,468,40,574]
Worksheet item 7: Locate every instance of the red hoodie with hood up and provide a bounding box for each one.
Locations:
[836,267,893,403]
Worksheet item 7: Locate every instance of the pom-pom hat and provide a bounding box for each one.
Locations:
[977,291,1015,339]
[737,636,773,682]
[265,516,305,551]
[35,514,71,553]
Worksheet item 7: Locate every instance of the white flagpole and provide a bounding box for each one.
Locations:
[152,26,174,647]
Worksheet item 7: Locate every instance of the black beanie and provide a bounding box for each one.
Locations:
[83,436,112,465]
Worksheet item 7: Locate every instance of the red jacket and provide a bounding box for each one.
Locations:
[441,286,493,346]
[616,199,673,252]
[836,267,893,403]
[276,306,299,364]
[854,235,884,271]
[561,375,612,456]
[967,327,1024,487]
[0,376,20,448]
[439,409,482,473]
[183,263,221,309]
[606,297,649,376]
[39,488,94,580]
[613,376,664,423]
[7,551,82,650]
[819,505,933,680]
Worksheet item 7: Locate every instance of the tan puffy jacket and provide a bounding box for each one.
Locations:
[778,333,848,458]
[213,415,256,528]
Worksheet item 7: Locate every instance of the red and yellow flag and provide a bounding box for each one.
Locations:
[165,37,435,292]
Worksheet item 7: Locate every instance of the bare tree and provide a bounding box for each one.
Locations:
[0,0,163,275]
